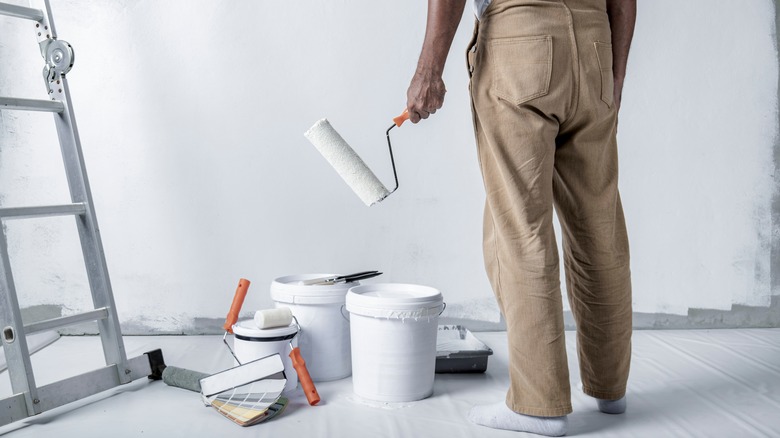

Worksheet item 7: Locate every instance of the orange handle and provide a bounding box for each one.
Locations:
[393,109,409,127]
[289,347,320,406]
[223,278,250,333]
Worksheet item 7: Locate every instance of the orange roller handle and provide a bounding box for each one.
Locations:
[393,109,409,127]
[289,347,320,406]
[223,278,250,333]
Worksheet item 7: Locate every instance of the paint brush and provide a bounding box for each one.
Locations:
[301,271,383,285]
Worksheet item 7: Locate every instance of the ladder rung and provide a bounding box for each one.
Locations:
[24,308,109,335]
[0,97,64,113]
[0,2,44,21]
[0,203,86,220]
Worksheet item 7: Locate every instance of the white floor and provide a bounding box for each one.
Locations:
[1,329,779,437]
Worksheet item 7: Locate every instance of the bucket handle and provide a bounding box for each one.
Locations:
[292,315,302,334]
[340,302,446,321]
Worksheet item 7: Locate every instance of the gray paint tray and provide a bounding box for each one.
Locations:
[435,325,493,373]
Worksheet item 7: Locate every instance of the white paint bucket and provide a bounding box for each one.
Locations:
[345,283,444,402]
[232,319,298,394]
[270,274,354,382]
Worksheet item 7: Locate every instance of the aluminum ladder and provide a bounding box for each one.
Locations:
[0,0,163,427]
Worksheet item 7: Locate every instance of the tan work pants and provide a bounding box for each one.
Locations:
[467,0,632,417]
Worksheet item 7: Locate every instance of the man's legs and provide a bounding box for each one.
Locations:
[553,81,632,409]
[466,1,631,433]
[467,0,576,420]
[552,1,633,407]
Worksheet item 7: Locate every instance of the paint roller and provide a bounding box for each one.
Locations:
[304,110,410,206]
[159,354,290,426]
[255,308,321,406]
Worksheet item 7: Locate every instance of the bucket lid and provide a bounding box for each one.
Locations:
[232,319,298,339]
[271,274,356,305]
[346,283,444,319]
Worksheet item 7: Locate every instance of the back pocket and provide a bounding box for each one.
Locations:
[594,41,614,107]
[488,35,552,106]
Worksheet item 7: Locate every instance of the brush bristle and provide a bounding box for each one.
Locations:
[304,118,390,206]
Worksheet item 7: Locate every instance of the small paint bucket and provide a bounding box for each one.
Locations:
[345,283,444,402]
[270,274,355,382]
[232,319,298,394]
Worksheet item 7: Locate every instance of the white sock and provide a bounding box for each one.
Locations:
[596,396,626,414]
[578,382,627,414]
[468,402,568,436]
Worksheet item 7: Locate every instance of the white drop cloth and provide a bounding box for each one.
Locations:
[1,329,778,437]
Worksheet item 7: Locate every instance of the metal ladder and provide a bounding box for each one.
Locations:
[0,0,162,426]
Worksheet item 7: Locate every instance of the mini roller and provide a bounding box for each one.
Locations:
[304,110,410,206]
[254,307,293,329]
[255,308,320,406]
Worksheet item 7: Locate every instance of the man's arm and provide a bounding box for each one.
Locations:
[406,0,467,124]
[606,0,636,112]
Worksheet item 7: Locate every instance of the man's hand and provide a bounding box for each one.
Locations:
[407,68,446,123]
[606,0,636,115]
[613,77,624,113]
[406,0,467,124]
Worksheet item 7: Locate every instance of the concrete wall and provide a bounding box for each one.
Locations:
[0,0,777,333]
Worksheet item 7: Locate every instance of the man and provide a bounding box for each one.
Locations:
[405,0,636,435]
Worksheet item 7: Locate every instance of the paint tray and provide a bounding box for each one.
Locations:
[435,325,493,373]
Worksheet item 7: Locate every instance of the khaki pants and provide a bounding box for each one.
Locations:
[467,0,632,417]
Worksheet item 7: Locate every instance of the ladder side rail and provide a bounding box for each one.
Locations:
[39,0,56,36]
[36,354,153,412]
[0,228,41,416]
[38,0,131,382]
[50,75,131,383]
[0,394,28,427]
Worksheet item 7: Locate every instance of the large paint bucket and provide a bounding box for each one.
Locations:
[232,319,299,394]
[270,274,355,382]
[346,283,444,402]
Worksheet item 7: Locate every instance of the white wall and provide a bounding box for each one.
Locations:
[620,1,777,314]
[0,0,776,333]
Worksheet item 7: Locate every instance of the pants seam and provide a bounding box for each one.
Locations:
[559,0,580,130]
[468,20,504,316]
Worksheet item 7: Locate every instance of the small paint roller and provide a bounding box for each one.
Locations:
[304,110,410,206]
[254,308,321,406]
[254,307,293,329]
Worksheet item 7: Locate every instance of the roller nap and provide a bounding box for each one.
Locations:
[254,307,293,329]
[162,366,209,393]
[305,118,391,206]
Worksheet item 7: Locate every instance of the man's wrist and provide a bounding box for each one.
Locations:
[415,55,446,77]
[415,66,444,80]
